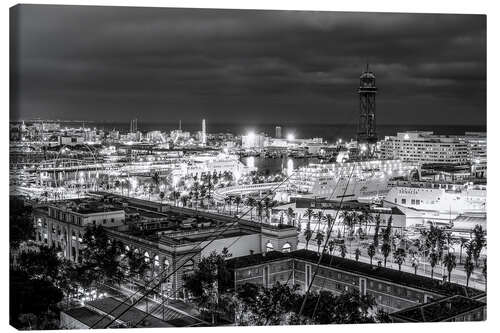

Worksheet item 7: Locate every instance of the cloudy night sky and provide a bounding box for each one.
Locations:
[10,5,486,126]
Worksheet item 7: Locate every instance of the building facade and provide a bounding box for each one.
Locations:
[228,250,484,315]
[33,194,298,299]
[380,132,470,165]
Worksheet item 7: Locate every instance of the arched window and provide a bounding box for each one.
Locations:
[266,241,274,252]
[144,251,150,263]
[164,259,170,271]
[154,255,160,267]
[184,259,195,275]
[282,242,291,253]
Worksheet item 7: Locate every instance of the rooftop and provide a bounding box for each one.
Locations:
[84,297,173,328]
[292,198,405,216]
[63,306,114,329]
[227,249,484,298]
[49,198,124,215]
[389,295,486,322]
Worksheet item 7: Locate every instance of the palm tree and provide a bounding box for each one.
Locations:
[225,196,232,215]
[372,214,381,248]
[367,244,376,265]
[339,244,347,258]
[304,208,315,228]
[304,223,313,250]
[354,248,361,262]
[180,195,189,207]
[464,255,474,287]
[328,240,335,255]
[172,191,180,207]
[234,196,242,215]
[256,201,264,223]
[381,242,391,267]
[339,210,354,239]
[365,208,374,234]
[151,172,161,194]
[324,214,335,233]
[443,252,457,282]
[394,248,406,271]
[429,251,439,279]
[245,197,256,220]
[286,207,295,226]
[382,215,393,245]
[113,180,120,191]
[471,225,486,267]
[263,197,272,223]
[315,231,324,253]
[458,237,469,264]
[411,257,419,275]
[206,173,213,198]
[315,211,324,230]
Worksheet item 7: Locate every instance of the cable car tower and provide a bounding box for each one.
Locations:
[357,64,378,157]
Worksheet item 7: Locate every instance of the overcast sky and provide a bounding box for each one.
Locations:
[10,5,486,126]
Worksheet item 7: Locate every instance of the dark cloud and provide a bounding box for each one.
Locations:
[10,5,486,126]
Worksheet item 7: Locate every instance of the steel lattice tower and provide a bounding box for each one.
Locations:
[357,65,378,146]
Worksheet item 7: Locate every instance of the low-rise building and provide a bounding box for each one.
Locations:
[33,194,298,299]
[58,136,85,146]
[227,249,484,315]
[380,132,470,165]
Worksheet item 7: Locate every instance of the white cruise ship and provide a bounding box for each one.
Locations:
[384,181,486,215]
[288,159,419,201]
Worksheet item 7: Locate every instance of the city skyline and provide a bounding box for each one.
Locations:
[10,5,486,126]
[8,5,488,330]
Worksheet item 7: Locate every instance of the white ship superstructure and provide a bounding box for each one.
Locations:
[384,181,486,215]
[179,153,256,177]
[289,159,418,200]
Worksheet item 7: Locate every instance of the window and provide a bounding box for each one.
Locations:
[401,198,406,204]
[282,243,291,253]
[164,259,170,271]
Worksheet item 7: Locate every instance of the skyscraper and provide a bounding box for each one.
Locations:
[130,118,138,133]
[201,119,206,146]
[275,126,282,139]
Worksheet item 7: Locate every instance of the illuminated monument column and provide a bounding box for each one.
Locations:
[356,65,378,157]
[201,118,206,146]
